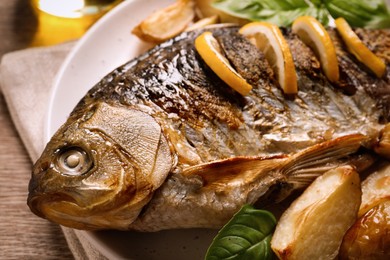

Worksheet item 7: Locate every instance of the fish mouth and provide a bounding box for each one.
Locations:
[27,169,46,218]
[28,168,78,220]
[27,188,77,220]
[27,190,101,229]
[27,193,45,218]
[27,188,133,230]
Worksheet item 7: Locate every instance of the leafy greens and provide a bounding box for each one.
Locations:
[205,205,276,260]
[325,0,390,28]
[212,0,390,28]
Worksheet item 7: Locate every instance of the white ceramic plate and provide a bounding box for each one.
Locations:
[46,0,217,258]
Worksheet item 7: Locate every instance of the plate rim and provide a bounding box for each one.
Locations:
[44,0,140,143]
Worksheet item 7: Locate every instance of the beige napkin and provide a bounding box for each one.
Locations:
[0,43,107,260]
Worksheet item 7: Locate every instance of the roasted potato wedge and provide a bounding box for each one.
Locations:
[185,15,219,31]
[271,166,361,260]
[339,199,390,259]
[339,162,390,259]
[194,0,249,25]
[359,162,390,216]
[132,0,195,43]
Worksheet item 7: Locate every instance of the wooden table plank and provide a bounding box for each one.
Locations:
[0,1,74,258]
[0,94,73,258]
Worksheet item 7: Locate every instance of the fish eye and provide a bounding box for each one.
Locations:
[56,147,92,176]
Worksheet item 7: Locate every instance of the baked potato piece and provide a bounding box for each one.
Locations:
[132,0,195,43]
[271,166,361,260]
[339,162,390,259]
[185,15,219,31]
[194,0,249,25]
[339,200,390,260]
[359,162,390,216]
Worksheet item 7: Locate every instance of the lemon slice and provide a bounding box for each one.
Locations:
[195,31,252,95]
[239,22,298,95]
[292,16,340,83]
[335,17,386,78]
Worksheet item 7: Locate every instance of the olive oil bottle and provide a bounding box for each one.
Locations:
[29,0,121,46]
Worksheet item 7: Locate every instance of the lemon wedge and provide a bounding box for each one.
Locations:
[239,22,298,95]
[335,17,386,78]
[292,16,340,83]
[195,31,252,96]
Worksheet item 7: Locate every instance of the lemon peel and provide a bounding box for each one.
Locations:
[240,22,298,95]
[292,16,340,83]
[335,17,386,78]
[195,31,252,96]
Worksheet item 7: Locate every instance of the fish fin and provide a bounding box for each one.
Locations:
[259,134,370,206]
[281,134,368,189]
[181,155,288,190]
[182,134,367,193]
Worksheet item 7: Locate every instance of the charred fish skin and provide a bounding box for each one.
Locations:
[28,24,390,230]
[79,26,387,165]
[328,28,390,123]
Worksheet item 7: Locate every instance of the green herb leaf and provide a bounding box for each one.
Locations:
[205,205,277,260]
[212,0,330,27]
[325,0,390,28]
[211,0,390,28]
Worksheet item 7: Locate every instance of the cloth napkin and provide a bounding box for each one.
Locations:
[0,43,107,259]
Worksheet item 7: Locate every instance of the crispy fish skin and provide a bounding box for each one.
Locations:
[78,26,386,165]
[28,25,390,230]
[329,28,390,123]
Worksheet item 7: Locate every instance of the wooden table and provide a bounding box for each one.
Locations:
[0,97,73,259]
[0,1,99,258]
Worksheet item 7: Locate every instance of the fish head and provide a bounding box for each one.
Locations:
[28,102,172,230]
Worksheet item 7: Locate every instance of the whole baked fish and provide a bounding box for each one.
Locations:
[28,25,390,231]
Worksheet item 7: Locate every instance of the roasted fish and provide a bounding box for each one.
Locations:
[28,25,390,231]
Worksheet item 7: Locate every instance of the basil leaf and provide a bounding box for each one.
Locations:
[205,205,277,260]
[212,0,330,27]
[212,0,390,28]
[325,0,390,28]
